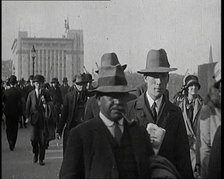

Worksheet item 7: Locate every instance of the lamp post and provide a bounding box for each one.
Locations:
[31,45,36,76]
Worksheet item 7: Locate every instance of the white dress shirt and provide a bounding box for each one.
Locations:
[146,92,163,114]
[100,112,124,137]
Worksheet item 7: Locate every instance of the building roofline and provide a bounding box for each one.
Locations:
[21,37,74,41]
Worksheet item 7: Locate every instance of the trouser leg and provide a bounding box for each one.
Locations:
[39,130,46,161]
[6,116,19,148]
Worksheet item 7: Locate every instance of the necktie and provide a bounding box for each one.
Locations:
[151,102,157,122]
[114,121,122,144]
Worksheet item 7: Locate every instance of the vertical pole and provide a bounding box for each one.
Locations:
[32,57,35,76]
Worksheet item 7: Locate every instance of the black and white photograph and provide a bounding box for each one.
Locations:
[2,0,221,178]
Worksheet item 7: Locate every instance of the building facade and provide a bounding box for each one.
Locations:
[11,30,84,85]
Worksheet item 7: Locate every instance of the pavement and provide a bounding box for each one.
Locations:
[2,124,63,179]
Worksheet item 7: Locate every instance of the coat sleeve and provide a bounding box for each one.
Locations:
[59,128,84,179]
[57,93,69,133]
[25,93,32,118]
[173,108,194,179]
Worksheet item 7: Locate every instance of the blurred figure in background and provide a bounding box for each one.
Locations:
[49,77,63,132]
[4,75,23,151]
[199,61,221,179]
[60,77,70,102]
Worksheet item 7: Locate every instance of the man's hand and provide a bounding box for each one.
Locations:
[56,133,61,140]
[25,118,30,123]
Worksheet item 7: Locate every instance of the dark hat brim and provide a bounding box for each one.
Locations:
[95,64,127,73]
[91,85,133,93]
[137,67,177,74]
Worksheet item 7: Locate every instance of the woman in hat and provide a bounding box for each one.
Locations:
[177,74,203,178]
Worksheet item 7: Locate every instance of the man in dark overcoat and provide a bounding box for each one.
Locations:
[49,77,63,129]
[56,74,88,154]
[4,75,23,151]
[59,64,154,179]
[60,77,70,102]
[26,75,48,166]
[126,49,194,179]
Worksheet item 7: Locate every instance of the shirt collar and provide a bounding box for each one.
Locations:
[146,92,163,109]
[100,112,123,127]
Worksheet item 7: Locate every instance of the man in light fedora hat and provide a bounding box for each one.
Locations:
[60,64,154,179]
[127,49,194,179]
[84,52,136,121]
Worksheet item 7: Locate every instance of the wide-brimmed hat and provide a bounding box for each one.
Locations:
[138,49,177,74]
[95,52,127,73]
[33,75,45,83]
[184,75,201,89]
[62,77,68,82]
[92,64,132,93]
[51,77,59,84]
[9,75,18,85]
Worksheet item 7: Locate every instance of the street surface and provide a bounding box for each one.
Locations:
[2,124,63,179]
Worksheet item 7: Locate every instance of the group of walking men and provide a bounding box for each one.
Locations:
[2,48,221,179]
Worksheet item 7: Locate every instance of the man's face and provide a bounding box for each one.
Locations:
[145,73,169,100]
[52,83,57,87]
[75,84,83,91]
[97,92,128,122]
[34,82,44,90]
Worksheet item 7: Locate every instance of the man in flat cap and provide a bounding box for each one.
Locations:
[59,64,154,179]
[56,73,88,154]
[126,49,194,179]
[26,75,49,166]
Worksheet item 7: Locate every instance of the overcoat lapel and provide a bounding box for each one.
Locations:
[183,98,195,136]
[135,93,155,126]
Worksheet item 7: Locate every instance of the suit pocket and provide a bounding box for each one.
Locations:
[31,112,39,125]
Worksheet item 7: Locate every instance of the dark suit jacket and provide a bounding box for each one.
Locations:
[26,90,45,127]
[127,93,194,179]
[60,84,70,101]
[57,90,79,134]
[59,116,154,179]
[4,86,22,118]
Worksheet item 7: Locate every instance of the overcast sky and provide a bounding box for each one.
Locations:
[2,0,221,75]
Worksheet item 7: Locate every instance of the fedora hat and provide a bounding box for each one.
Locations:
[9,75,18,85]
[138,49,177,74]
[28,75,34,82]
[184,75,201,89]
[62,77,68,82]
[93,64,132,93]
[51,77,59,84]
[33,75,45,83]
[95,52,127,73]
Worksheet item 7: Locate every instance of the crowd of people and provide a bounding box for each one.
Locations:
[1,49,221,179]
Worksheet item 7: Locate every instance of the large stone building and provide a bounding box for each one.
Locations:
[11,30,84,84]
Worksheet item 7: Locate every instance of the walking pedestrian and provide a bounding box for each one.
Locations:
[126,49,194,179]
[4,75,23,151]
[60,77,70,102]
[56,74,88,154]
[177,74,203,178]
[25,75,48,166]
[49,77,63,131]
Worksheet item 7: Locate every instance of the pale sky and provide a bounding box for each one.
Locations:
[2,0,221,75]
